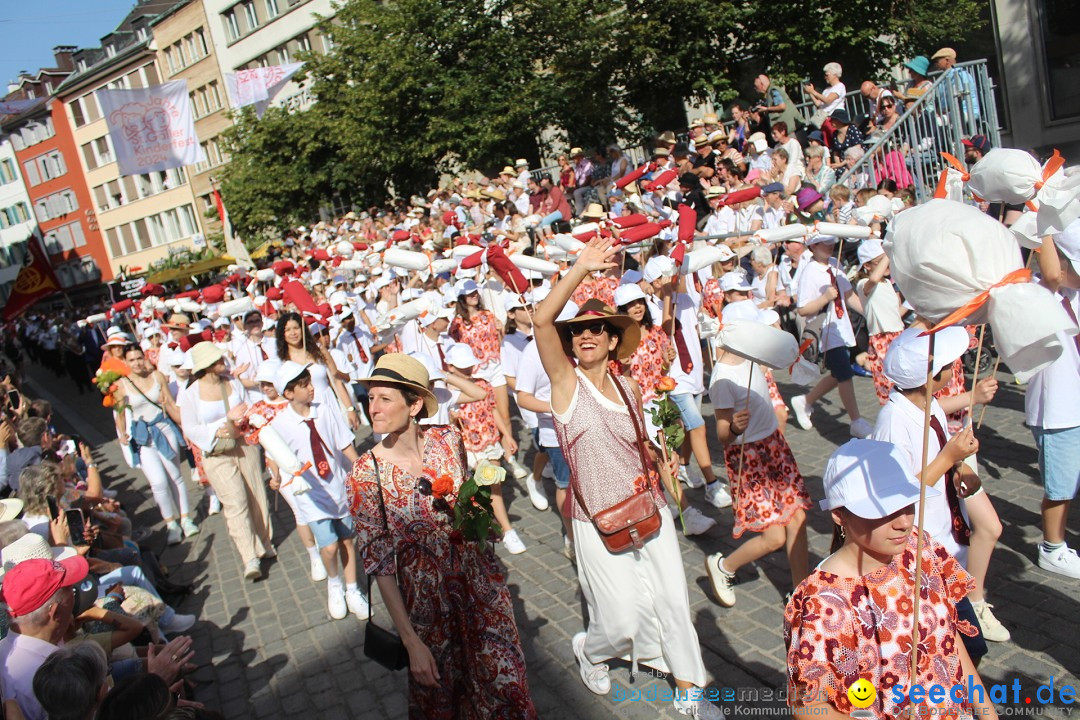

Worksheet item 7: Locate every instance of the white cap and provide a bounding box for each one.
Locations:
[527,286,551,305]
[620,269,643,285]
[820,438,940,519]
[180,350,195,371]
[418,307,453,328]
[857,238,885,266]
[882,326,970,391]
[214,317,230,328]
[274,361,312,394]
[456,279,479,297]
[445,343,479,368]
[409,351,445,381]
[338,307,354,320]
[163,347,185,367]
[642,256,675,283]
[807,234,838,246]
[719,271,753,293]
[613,283,647,308]
[503,295,526,313]
[1055,218,1080,276]
[254,361,282,384]
[714,244,737,262]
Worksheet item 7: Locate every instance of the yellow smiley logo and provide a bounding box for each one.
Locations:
[847,678,876,709]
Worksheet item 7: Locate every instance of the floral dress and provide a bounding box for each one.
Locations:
[702,277,725,319]
[454,378,501,465]
[346,426,536,720]
[449,311,502,367]
[934,326,977,433]
[625,324,671,406]
[785,533,977,720]
[571,275,619,308]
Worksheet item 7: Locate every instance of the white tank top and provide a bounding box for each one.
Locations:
[126,376,165,422]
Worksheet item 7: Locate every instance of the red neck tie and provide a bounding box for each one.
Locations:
[1060,295,1080,363]
[928,415,971,546]
[435,342,449,371]
[304,418,332,479]
[259,345,268,361]
[691,272,703,295]
[673,317,693,373]
[828,268,845,319]
[353,336,369,364]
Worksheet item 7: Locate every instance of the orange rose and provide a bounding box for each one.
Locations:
[431,474,455,498]
[656,377,676,393]
[102,394,115,408]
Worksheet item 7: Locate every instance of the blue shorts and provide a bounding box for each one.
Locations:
[535,428,571,490]
[671,392,705,432]
[310,517,356,549]
[956,596,988,659]
[1032,425,1080,501]
[824,346,855,382]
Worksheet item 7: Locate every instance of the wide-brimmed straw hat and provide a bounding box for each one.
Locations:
[190,343,225,374]
[581,203,605,220]
[555,298,641,361]
[163,313,192,330]
[358,354,438,417]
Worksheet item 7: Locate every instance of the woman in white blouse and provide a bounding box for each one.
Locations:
[179,342,274,581]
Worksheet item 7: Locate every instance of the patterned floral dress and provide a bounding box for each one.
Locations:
[785,533,977,720]
[625,324,671,406]
[702,277,725,320]
[347,426,536,720]
[449,311,502,367]
[571,274,619,308]
[454,378,501,465]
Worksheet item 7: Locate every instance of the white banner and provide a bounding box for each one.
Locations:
[96,80,205,176]
[0,99,40,116]
[225,62,304,118]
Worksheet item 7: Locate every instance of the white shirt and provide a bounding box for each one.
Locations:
[797,259,855,351]
[668,288,705,395]
[856,278,905,335]
[0,632,56,720]
[514,341,556,446]
[873,392,967,566]
[268,402,354,523]
[782,138,804,172]
[335,327,375,381]
[230,334,276,380]
[708,358,777,444]
[703,207,735,237]
[820,82,847,114]
[502,331,536,429]
[1025,288,1080,429]
[762,205,786,230]
[178,379,248,453]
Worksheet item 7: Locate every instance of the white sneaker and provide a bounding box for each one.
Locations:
[681,506,716,536]
[524,474,549,511]
[310,556,328,582]
[790,395,813,430]
[244,558,262,581]
[180,518,199,538]
[328,585,347,620]
[706,552,736,607]
[508,457,530,479]
[849,417,873,439]
[165,522,182,546]
[971,600,1010,642]
[502,529,527,554]
[1038,543,1080,579]
[541,463,555,481]
[160,612,196,634]
[572,631,611,695]
[704,482,733,509]
[674,695,727,719]
[208,495,222,516]
[345,588,369,617]
[678,464,706,489]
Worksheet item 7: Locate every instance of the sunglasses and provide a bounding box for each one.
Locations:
[568,321,610,337]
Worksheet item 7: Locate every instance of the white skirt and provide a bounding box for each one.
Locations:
[573,509,707,686]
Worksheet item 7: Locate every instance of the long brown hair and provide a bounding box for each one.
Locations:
[275,312,327,365]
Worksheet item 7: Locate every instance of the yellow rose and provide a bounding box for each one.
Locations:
[473,463,506,487]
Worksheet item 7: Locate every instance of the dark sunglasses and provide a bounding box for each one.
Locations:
[568,321,610,337]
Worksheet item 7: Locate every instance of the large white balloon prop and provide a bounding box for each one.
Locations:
[384,247,430,272]
[218,298,256,318]
[683,246,728,274]
[248,417,311,495]
[551,234,584,254]
[510,254,559,276]
[716,322,800,370]
[967,149,1080,235]
[885,198,1075,374]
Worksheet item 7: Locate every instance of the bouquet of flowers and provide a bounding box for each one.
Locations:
[646,376,687,531]
[95,357,131,414]
[444,463,505,551]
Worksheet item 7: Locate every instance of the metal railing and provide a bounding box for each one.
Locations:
[834,59,1000,199]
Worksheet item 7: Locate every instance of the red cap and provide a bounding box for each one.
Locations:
[2,557,89,617]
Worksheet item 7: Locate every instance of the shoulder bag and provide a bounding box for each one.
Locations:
[205,381,237,456]
[570,375,661,553]
[364,452,410,671]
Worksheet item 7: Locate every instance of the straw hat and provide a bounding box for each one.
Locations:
[514,158,529,168]
[163,312,192,330]
[0,499,23,523]
[190,343,225,374]
[1,532,77,578]
[555,298,641,361]
[358,354,438,417]
[581,203,605,220]
[569,147,584,157]
[499,166,516,176]
[703,112,719,125]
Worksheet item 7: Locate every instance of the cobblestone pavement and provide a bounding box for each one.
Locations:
[28,362,1077,720]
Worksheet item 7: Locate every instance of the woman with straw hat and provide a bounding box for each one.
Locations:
[345,354,536,719]
[532,237,723,719]
[178,343,273,582]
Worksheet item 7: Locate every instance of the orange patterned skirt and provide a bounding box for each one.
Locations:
[723,429,811,539]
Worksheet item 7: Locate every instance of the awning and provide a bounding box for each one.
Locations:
[147,255,236,284]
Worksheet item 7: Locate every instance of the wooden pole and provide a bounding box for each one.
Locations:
[908,333,936,697]
[966,325,986,421]
[976,356,1002,430]
[733,363,755,501]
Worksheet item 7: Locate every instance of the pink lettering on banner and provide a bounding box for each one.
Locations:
[96,80,205,176]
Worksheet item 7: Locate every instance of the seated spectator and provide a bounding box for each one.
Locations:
[5,418,53,496]
[827,109,865,175]
[98,671,220,720]
[804,145,834,195]
[32,643,110,720]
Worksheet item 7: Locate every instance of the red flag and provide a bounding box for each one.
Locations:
[676,204,697,243]
[2,238,62,321]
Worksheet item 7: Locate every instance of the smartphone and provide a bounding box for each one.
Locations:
[47,496,60,521]
[6,390,19,411]
[65,509,88,546]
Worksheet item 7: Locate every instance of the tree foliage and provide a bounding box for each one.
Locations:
[219,0,986,238]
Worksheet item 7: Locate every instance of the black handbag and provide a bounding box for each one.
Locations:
[364,453,410,671]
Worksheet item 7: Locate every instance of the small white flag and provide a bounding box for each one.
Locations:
[225,62,304,117]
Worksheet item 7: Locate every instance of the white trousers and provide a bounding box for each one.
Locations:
[138,444,190,520]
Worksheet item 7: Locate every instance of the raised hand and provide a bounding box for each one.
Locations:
[576,237,622,274]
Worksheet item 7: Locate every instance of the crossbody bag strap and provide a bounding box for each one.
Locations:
[126,376,164,412]
[367,452,397,623]
[611,374,653,484]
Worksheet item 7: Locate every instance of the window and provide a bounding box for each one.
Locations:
[208,81,222,112]
[296,33,311,54]
[71,100,86,127]
[105,45,117,58]
[93,184,109,211]
[195,28,209,57]
[265,0,279,18]
[106,227,121,257]
[0,159,16,185]
[144,63,159,85]
[244,1,259,31]
[0,203,31,229]
[224,11,240,41]
[43,222,84,254]
[21,159,40,186]
[72,94,100,127]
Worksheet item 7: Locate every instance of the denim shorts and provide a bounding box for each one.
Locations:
[535,428,571,489]
[1032,425,1080,501]
[670,392,705,431]
[310,517,356,549]
[824,346,855,382]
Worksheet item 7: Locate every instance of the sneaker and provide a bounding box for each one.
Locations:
[508,457,530,480]
[165,522,182,546]
[678,465,705,489]
[160,612,196,634]
[541,463,555,481]
[971,600,1010,642]
[704,482,733,509]
[563,536,576,563]
[180,518,199,538]
[328,586,347,620]
[208,495,222,516]
[681,506,716,536]
[345,588,369,617]
[790,395,814,430]
[849,417,873,439]
[572,631,611,695]
[524,474,549,511]
[310,556,328,582]
[502,529,527,555]
[1037,543,1080,579]
[674,696,727,719]
[244,558,262,581]
[705,552,736,607]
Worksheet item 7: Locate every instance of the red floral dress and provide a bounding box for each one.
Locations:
[347,426,536,720]
[702,277,725,319]
[625,324,671,405]
[454,378,501,464]
[449,311,502,367]
[571,275,619,308]
[867,331,902,406]
[723,430,811,538]
[785,533,977,719]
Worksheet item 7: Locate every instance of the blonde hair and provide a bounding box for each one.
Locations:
[829,185,851,203]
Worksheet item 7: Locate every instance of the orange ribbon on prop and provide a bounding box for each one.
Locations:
[280,461,314,487]
[1034,150,1064,192]
[789,338,815,372]
[924,268,1031,334]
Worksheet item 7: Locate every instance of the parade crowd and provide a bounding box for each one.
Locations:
[0,52,1077,720]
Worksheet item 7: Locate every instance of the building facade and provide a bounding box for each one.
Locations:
[0,135,37,303]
